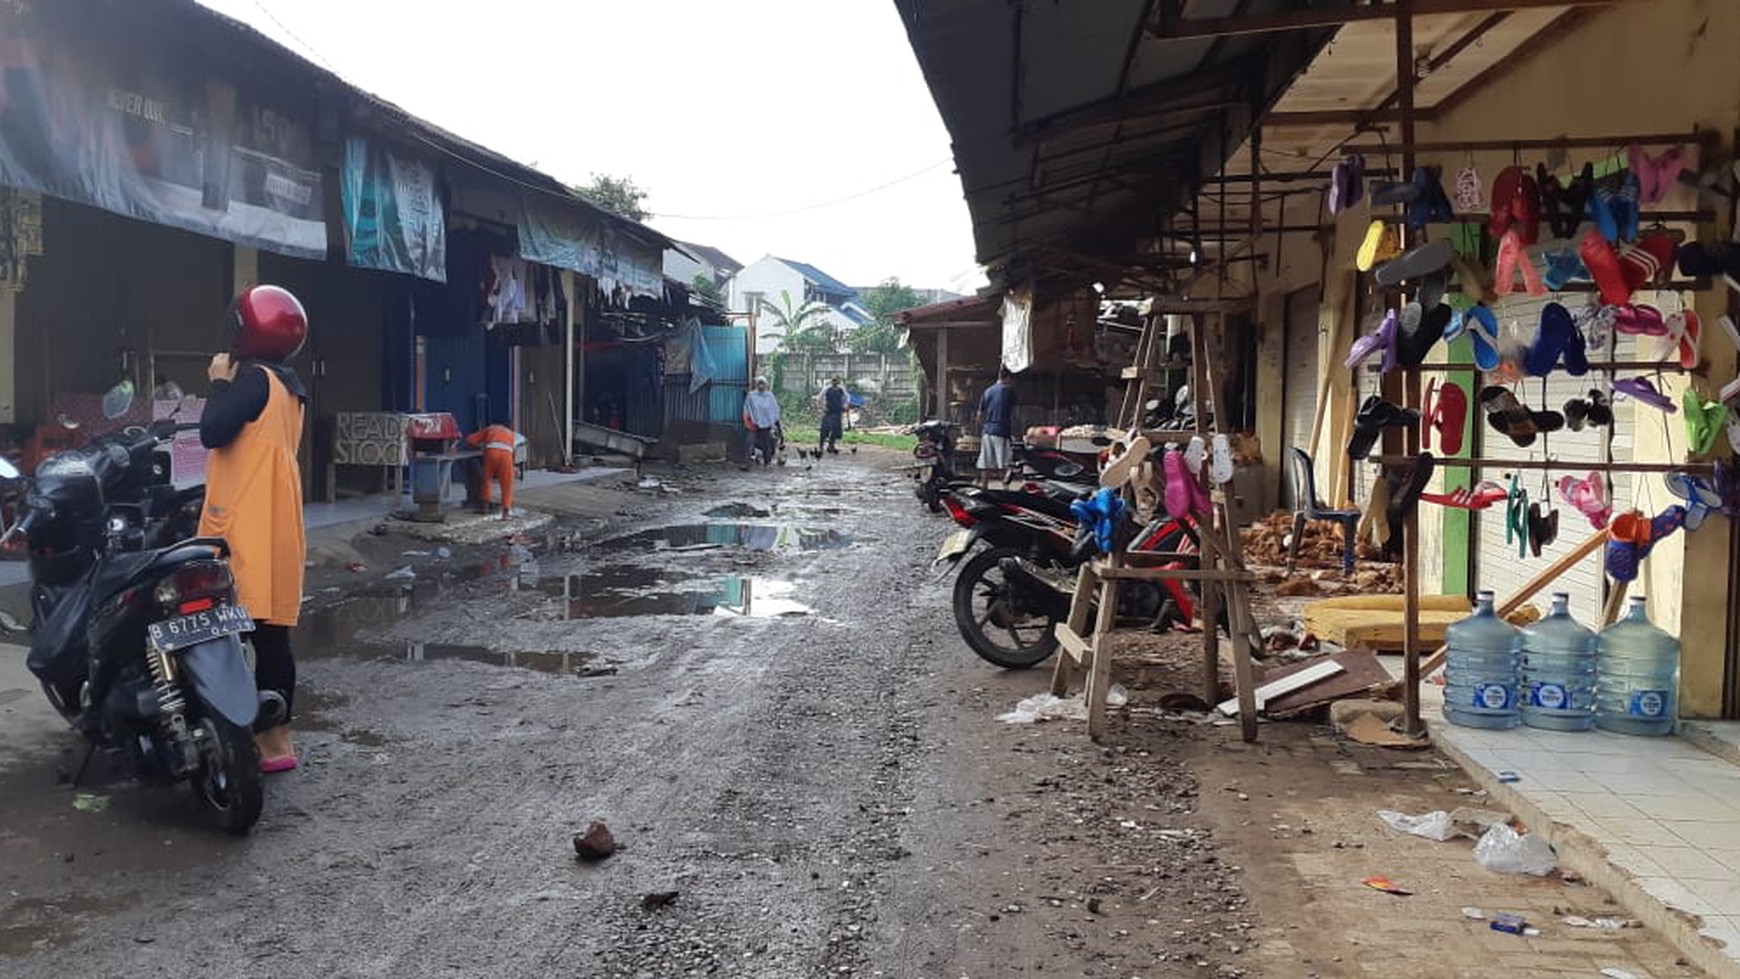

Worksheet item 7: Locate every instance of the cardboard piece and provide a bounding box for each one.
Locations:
[1345,711,1430,749]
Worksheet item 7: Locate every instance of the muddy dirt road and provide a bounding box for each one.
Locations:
[0,452,1707,979]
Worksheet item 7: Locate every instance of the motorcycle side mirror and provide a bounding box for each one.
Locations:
[101,379,135,420]
[0,458,18,480]
[1054,462,1084,478]
[154,380,185,404]
[55,412,80,431]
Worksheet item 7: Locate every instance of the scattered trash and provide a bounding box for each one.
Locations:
[637,476,662,490]
[641,890,679,910]
[1496,770,1521,783]
[384,566,416,581]
[368,523,389,536]
[402,549,433,557]
[999,693,1088,724]
[346,561,367,573]
[1086,897,1103,914]
[1489,912,1528,935]
[1473,822,1557,876]
[1564,915,1632,931]
[0,610,22,632]
[1378,809,1455,841]
[573,820,616,861]
[1106,684,1129,707]
[71,792,108,813]
[1461,907,1486,920]
[1378,807,1510,842]
[436,547,452,559]
[1361,876,1412,896]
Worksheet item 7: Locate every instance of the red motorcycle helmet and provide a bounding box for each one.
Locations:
[230,284,307,362]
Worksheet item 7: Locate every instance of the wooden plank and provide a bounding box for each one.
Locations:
[1217,659,1345,715]
[1051,565,1099,696]
[1054,625,1093,665]
[1087,565,1122,743]
[1263,650,1394,717]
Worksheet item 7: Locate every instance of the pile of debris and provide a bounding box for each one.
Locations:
[1262,564,1404,597]
[1242,512,1392,570]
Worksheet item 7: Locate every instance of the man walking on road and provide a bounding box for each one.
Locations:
[818,377,848,455]
[742,376,781,467]
[976,365,1017,488]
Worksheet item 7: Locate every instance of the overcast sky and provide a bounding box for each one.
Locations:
[195,0,985,293]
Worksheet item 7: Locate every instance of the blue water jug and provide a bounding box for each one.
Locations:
[1443,590,1521,729]
[1596,597,1680,736]
[1519,592,1596,731]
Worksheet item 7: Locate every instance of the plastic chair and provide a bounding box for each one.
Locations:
[1287,447,1361,576]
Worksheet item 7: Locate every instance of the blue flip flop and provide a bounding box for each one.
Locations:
[1466,305,1502,371]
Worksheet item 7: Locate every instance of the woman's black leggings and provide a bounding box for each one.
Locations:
[251,624,295,727]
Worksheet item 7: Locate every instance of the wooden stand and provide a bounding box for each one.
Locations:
[1049,309,1266,742]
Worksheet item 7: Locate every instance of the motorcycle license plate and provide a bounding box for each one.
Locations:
[147,605,255,653]
[936,530,973,562]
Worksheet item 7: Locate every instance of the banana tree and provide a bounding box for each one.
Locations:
[758,290,836,351]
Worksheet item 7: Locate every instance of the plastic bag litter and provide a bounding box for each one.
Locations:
[998,685,1127,724]
[1473,822,1557,876]
[1378,809,1456,841]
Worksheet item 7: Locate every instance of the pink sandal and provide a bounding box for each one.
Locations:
[261,755,300,774]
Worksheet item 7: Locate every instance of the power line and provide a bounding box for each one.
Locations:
[652,159,954,222]
[249,0,339,75]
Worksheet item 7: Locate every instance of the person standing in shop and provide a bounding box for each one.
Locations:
[976,365,1018,488]
[466,419,520,519]
[198,285,308,774]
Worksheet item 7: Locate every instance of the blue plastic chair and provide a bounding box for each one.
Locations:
[1287,447,1361,576]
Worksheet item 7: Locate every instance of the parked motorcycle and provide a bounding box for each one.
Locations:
[2,398,271,834]
[910,419,961,511]
[934,484,1201,669]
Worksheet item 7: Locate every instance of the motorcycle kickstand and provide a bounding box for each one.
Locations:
[70,741,98,789]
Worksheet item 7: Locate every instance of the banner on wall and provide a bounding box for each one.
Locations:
[341,137,447,282]
[517,201,663,299]
[0,5,327,257]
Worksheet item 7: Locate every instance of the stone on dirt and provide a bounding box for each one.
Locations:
[573,820,617,861]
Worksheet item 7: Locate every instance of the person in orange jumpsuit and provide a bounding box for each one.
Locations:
[467,420,519,518]
[198,285,308,774]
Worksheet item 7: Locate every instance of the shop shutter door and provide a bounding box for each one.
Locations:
[1472,292,1643,619]
[1283,287,1322,506]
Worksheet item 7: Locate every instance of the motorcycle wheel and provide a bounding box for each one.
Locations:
[193,716,263,836]
[952,546,1060,669]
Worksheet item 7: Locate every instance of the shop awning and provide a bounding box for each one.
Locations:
[894,0,1333,289]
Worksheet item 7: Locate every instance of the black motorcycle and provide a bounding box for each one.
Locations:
[910,419,961,511]
[1,416,272,834]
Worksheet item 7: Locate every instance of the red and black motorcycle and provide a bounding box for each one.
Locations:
[934,485,1201,669]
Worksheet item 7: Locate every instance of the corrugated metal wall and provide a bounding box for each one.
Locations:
[666,326,750,426]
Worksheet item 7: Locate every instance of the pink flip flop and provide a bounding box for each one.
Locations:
[261,755,300,774]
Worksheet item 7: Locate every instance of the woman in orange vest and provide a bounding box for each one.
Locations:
[198,285,308,774]
[466,420,518,518]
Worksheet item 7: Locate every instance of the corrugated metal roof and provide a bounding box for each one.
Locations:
[895,0,1333,288]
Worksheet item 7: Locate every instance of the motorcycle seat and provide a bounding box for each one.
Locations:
[975,488,1079,522]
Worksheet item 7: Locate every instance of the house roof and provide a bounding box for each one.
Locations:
[837,303,873,327]
[680,241,744,276]
[776,258,858,298]
[895,294,1000,326]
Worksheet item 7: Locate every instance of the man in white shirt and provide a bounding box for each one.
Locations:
[742,376,782,466]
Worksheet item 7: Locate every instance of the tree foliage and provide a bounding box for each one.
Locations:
[573,173,650,222]
[690,273,724,304]
[759,290,836,352]
[848,277,925,354]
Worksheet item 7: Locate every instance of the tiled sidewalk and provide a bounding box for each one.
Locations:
[1434,717,1740,979]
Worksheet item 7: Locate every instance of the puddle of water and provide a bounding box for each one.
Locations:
[398,643,595,674]
[596,523,849,553]
[296,589,600,676]
[541,567,812,619]
[0,893,139,956]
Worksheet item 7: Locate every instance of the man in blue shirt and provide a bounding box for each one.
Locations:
[977,366,1018,487]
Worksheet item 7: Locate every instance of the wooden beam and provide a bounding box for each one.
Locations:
[1339,130,1702,155]
[1151,0,1628,39]
[1429,8,1593,118]
[1012,56,1260,147]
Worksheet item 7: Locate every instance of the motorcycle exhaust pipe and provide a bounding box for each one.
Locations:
[256,690,287,729]
[995,556,1074,619]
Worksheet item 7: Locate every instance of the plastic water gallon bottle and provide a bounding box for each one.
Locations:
[1442,590,1521,729]
[1519,592,1596,731]
[1596,597,1680,736]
